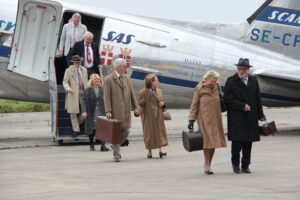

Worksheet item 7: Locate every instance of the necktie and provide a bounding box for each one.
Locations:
[86,45,92,64]
[119,75,123,85]
[77,68,83,90]
[72,27,76,47]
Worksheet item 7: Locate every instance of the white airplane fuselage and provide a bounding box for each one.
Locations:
[0,0,300,109]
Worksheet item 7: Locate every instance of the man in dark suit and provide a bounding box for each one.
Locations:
[224,58,266,174]
[69,31,101,78]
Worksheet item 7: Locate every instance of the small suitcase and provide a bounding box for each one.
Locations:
[182,130,203,152]
[96,116,122,144]
[259,121,277,136]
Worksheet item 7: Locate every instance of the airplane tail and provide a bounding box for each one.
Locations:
[245,0,300,60]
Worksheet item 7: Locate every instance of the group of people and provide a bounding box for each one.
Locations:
[188,58,265,174]
[59,13,101,77]
[60,13,265,173]
[63,55,168,161]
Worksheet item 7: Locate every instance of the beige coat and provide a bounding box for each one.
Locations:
[63,65,88,114]
[103,71,138,129]
[139,88,168,150]
[189,83,227,149]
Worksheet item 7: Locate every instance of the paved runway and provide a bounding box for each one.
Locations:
[0,108,299,199]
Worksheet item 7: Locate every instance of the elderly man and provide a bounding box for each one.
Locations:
[63,55,88,137]
[69,31,102,78]
[224,58,265,174]
[103,58,139,162]
[59,13,87,67]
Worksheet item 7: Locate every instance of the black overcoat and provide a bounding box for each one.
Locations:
[69,40,100,74]
[80,88,105,135]
[224,73,264,142]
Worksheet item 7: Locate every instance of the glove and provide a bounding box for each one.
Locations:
[188,120,195,130]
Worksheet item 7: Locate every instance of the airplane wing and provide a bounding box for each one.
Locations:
[253,69,300,82]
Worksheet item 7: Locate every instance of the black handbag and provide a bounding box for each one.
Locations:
[217,84,227,112]
[182,129,203,152]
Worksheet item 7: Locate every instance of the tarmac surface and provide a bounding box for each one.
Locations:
[0,108,300,200]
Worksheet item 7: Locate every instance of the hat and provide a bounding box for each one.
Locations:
[71,55,83,62]
[235,58,252,68]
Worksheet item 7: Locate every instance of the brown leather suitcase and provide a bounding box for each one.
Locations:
[182,130,203,152]
[96,116,122,144]
[259,121,277,136]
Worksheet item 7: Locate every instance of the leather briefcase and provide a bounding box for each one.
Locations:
[96,116,122,144]
[259,121,277,136]
[182,130,203,152]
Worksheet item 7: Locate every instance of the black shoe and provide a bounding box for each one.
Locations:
[121,139,129,146]
[204,170,214,175]
[242,168,251,173]
[72,131,79,137]
[100,145,109,152]
[90,145,95,151]
[159,152,167,158]
[147,154,152,159]
[232,165,241,174]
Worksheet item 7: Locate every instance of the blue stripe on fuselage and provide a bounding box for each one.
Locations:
[130,71,300,103]
[131,70,198,88]
[0,45,11,58]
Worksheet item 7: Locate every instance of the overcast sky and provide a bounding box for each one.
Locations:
[57,0,265,23]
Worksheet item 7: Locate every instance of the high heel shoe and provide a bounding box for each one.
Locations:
[204,170,214,175]
[159,152,167,158]
[147,154,152,159]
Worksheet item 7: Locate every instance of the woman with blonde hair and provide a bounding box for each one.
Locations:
[81,74,109,151]
[188,70,227,174]
[138,74,168,158]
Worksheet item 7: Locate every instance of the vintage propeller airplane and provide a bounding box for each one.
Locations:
[0,0,299,143]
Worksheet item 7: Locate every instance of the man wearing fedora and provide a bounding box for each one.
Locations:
[63,55,88,137]
[224,58,265,174]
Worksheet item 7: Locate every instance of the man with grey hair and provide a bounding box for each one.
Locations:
[103,58,140,162]
[59,13,87,66]
[70,31,102,77]
[224,58,265,174]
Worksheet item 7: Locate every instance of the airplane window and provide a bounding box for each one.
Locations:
[0,33,12,47]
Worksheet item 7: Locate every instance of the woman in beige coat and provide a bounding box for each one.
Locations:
[188,70,227,174]
[138,74,168,159]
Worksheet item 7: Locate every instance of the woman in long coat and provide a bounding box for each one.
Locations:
[81,74,109,151]
[138,74,168,158]
[188,70,227,174]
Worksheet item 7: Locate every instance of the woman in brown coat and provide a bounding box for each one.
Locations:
[138,74,168,159]
[188,70,227,174]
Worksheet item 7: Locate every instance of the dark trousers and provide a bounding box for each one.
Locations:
[66,53,72,67]
[231,141,252,169]
[87,67,100,79]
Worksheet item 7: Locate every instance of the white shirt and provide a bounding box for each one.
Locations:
[115,70,121,78]
[84,43,94,68]
[239,75,248,85]
[71,23,81,47]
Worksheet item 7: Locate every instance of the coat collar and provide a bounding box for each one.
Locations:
[70,65,85,72]
[232,73,254,88]
[112,71,123,88]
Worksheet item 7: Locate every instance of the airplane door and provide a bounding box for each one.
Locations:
[7,0,62,81]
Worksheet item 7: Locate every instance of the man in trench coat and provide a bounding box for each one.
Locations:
[63,55,88,137]
[103,58,139,162]
[224,58,265,174]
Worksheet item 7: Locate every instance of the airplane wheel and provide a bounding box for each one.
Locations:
[58,140,64,145]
